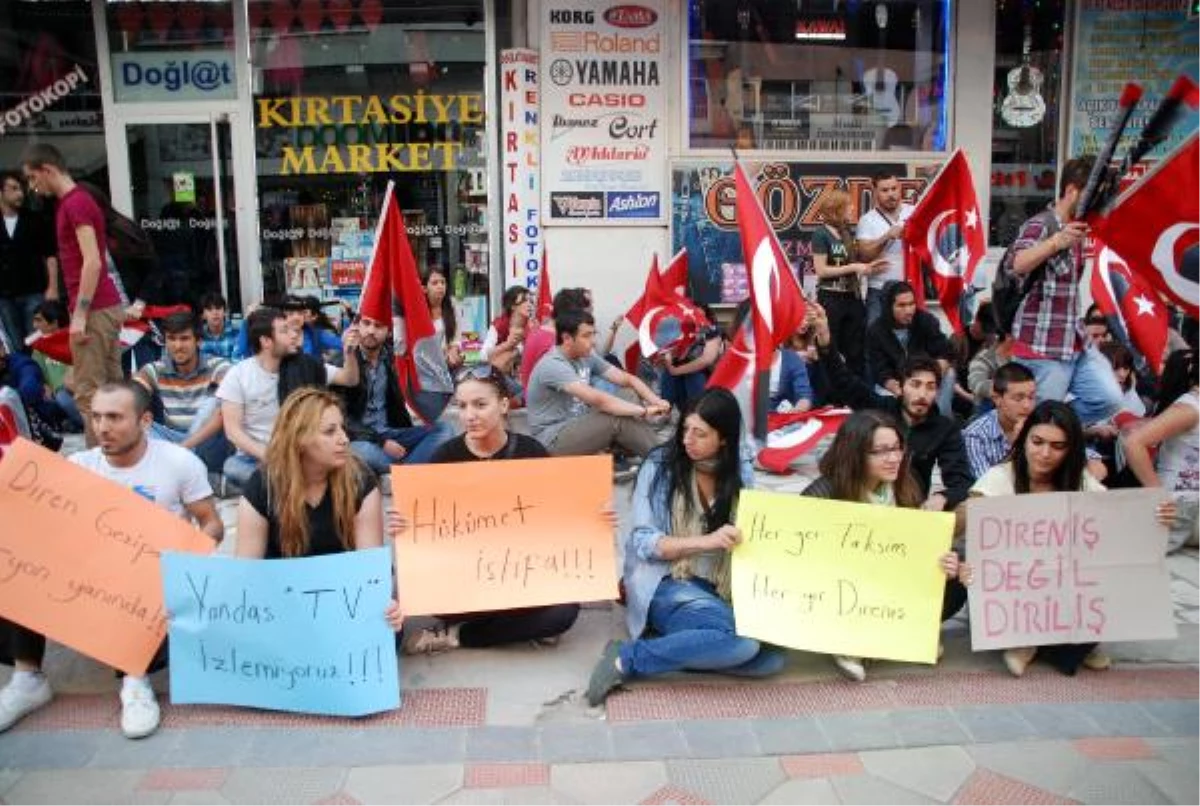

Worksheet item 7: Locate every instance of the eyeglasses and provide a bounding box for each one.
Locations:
[868,445,905,457]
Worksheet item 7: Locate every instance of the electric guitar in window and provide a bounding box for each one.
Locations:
[1000,21,1046,128]
[862,2,902,127]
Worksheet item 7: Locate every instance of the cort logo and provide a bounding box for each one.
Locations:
[568,92,646,108]
[604,5,657,28]
[549,9,595,24]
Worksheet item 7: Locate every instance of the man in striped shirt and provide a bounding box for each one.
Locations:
[134,310,231,473]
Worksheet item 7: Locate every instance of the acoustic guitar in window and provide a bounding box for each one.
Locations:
[862,2,902,128]
[1000,21,1046,128]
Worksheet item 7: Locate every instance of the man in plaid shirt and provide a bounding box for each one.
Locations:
[1007,156,1122,425]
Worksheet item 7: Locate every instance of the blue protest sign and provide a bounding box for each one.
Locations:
[161,547,400,717]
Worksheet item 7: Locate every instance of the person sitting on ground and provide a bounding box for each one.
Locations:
[134,311,232,474]
[770,339,814,413]
[389,365,587,654]
[521,287,588,391]
[342,313,450,475]
[480,285,532,397]
[809,301,973,511]
[866,281,957,414]
[968,325,1015,411]
[586,388,785,706]
[651,313,723,411]
[1120,348,1199,553]
[27,299,83,431]
[527,308,669,458]
[1082,308,1112,348]
[292,295,343,363]
[802,409,973,682]
[1098,341,1146,419]
[0,381,223,737]
[198,291,242,361]
[234,388,403,628]
[956,400,1176,677]
[962,363,1038,480]
[217,306,359,488]
[401,267,462,423]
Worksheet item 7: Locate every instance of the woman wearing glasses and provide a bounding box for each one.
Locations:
[388,364,582,653]
[802,410,972,682]
[960,400,1176,677]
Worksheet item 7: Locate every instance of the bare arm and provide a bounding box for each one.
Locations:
[601,319,621,356]
[562,380,647,418]
[234,498,269,558]
[602,364,668,411]
[182,404,224,450]
[668,338,722,376]
[220,400,265,460]
[329,325,361,387]
[185,496,225,542]
[70,225,104,336]
[856,223,903,261]
[44,255,59,300]
[352,488,385,549]
[1122,403,1199,488]
[1012,221,1087,276]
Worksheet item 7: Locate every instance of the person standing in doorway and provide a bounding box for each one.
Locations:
[855,170,915,326]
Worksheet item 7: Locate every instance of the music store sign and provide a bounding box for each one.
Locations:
[540,2,667,225]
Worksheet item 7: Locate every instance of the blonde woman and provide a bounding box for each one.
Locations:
[811,189,888,378]
[236,387,402,629]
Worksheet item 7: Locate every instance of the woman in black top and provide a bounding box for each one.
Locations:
[237,387,403,629]
[391,365,581,653]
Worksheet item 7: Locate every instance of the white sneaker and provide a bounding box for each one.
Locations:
[119,678,161,739]
[0,673,53,732]
[834,655,867,682]
[402,624,461,655]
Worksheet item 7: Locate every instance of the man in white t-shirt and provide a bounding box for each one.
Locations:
[856,171,915,326]
[0,381,223,739]
[217,306,359,486]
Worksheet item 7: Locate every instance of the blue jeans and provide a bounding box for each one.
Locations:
[350,422,451,475]
[865,286,887,328]
[621,577,786,679]
[1016,346,1123,426]
[412,390,452,424]
[223,453,260,488]
[659,369,707,409]
[147,397,232,473]
[0,294,42,348]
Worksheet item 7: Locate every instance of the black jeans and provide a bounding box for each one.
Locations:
[819,289,867,379]
[446,604,580,648]
[941,578,968,623]
[0,618,168,676]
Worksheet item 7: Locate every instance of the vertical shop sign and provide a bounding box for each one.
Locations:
[540,1,667,225]
[500,49,542,289]
[1069,2,1199,158]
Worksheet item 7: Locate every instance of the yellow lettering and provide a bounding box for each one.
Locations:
[346,144,373,173]
[257,98,294,128]
[459,94,484,124]
[362,96,389,124]
[388,95,412,124]
[281,146,317,175]
[428,94,455,124]
[318,146,347,173]
[376,144,406,172]
[304,97,332,126]
[407,142,432,170]
[432,142,461,170]
[330,95,359,124]
[413,89,429,124]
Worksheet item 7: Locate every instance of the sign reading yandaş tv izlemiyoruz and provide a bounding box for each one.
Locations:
[540,1,667,225]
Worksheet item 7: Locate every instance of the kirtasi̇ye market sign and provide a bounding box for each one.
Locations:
[255,92,484,175]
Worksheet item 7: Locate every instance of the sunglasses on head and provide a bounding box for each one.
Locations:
[454,364,507,386]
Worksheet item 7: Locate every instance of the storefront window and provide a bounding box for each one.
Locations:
[251,0,490,341]
[988,0,1066,247]
[686,0,952,152]
[0,1,105,189]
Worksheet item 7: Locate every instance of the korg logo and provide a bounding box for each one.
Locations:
[550,9,595,24]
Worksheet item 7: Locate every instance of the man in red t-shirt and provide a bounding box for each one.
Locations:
[22,144,125,446]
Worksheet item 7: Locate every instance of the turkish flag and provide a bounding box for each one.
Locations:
[623,248,691,372]
[757,407,850,475]
[708,163,806,438]
[1091,134,1198,320]
[359,181,435,398]
[1091,240,1170,374]
[903,149,986,332]
[535,247,553,322]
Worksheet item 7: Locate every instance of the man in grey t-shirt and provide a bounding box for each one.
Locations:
[527,309,669,457]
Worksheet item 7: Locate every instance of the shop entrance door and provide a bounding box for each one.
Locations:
[116,116,243,311]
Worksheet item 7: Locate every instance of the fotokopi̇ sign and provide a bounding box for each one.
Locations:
[256,92,485,175]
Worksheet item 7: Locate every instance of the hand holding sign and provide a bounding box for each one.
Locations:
[389,456,617,615]
[0,438,215,675]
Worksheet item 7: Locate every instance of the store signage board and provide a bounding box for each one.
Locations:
[539,1,667,226]
[112,50,236,103]
[500,48,542,289]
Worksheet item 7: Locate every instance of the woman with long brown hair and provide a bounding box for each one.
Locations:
[803,409,971,682]
[236,388,402,627]
[812,189,888,379]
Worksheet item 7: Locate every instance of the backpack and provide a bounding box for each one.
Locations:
[106,210,157,302]
[990,209,1058,336]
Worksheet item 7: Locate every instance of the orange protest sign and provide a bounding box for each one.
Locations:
[0,438,215,675]
[390,455,618,615]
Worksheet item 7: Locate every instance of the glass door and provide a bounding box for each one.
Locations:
[123,116,242,311]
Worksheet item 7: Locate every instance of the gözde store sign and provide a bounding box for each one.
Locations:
[112,50,236,103]
[540,1,667,225]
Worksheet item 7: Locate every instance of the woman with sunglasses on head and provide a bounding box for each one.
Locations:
[585,388,785,707]
[802,410,973,682]
[388,364,583,654]
[236,388,403,629]
[958,400,1177,677]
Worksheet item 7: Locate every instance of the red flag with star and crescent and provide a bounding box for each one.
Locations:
[903,149,986,332]
[1090,134,1198,320]
[1091,240,1170,375]
[707,162,806,439]
[623,248,692,372]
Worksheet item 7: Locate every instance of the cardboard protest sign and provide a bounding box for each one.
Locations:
[0,438,216,675]
[390,456,617,615]
[162,547,400,717]
[732,490,953,664]
[966,489,1176,650]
